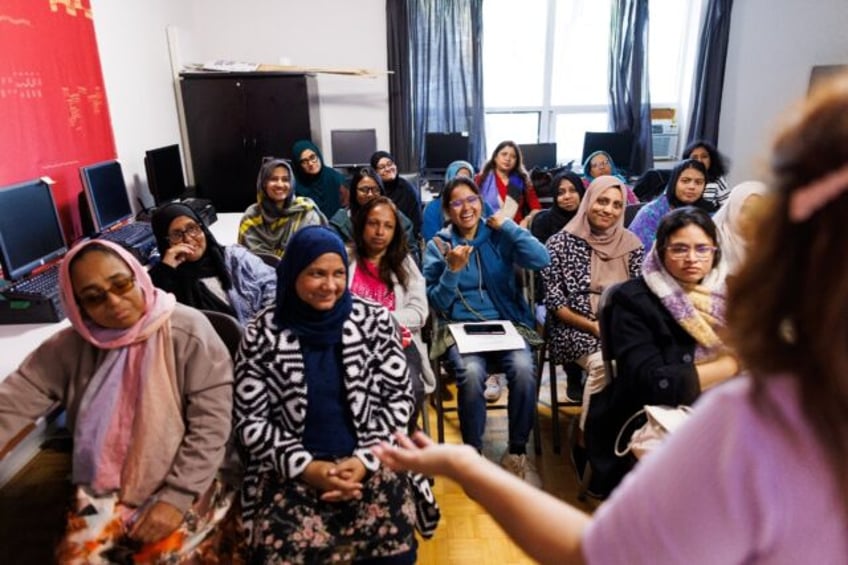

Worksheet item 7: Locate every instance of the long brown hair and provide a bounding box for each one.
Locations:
[351,196,410,290]
[727,73,848,514]
[478,140,531,187]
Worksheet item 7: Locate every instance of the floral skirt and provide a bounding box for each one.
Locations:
[56,479,245,564]
[248,465,417,564]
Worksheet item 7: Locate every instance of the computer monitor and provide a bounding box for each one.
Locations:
[80,160,133,233]
[145,144,187,204]
[331,129,378,168]
[519,143,558,170]
[581,132,634,172]
[0,179,67,281]
[424,132,470,170]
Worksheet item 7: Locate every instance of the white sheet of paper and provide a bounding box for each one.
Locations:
[448,320,526,354]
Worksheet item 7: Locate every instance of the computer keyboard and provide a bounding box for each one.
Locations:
[100,222,153,246]
[3,265,61,301]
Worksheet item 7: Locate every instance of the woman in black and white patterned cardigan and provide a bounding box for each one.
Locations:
[233,225,438,564]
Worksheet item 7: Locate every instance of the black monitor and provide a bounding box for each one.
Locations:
[331,129,378,168]
[79,160,133,233]
[519,143,558,170]
[581,132,634,172]
[424,132,470,170]
[0,179,67,281]
[145,144,187,204]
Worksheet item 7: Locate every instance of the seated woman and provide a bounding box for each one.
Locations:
[292,139,349,218]
[629,158,715,251]
[370,151,423,241]
[581,150,639,204]
[541,176,643,407]
[585,207,738,496]
[349,196,436,425]
[712,180,768,281]
[150,202,276,325]
[683,139,731,207]
[475,140,541,224]
[529,170,586,244]
[233,225,437,563]
[0,240,236,562]
[422,159,476,241]
[423,177,550,483]
[238,158,327,258]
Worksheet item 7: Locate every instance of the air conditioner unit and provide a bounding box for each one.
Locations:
[651,120,679,160]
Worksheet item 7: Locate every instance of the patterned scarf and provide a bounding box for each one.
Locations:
[59,240,182,507]
[642,247,727,361]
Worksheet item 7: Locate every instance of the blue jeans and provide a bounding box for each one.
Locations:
[444,342,537,450]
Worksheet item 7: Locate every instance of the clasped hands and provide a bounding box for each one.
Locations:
[301,456,367,502]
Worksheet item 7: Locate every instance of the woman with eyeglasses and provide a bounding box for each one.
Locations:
[585,206,737,496]
[423,177,550,483]
[0,240,238,562]
[475,140,542,225]
[238,158,328,258]
[151,202,276,324]
[329,166,419,264]
[628,158,717,252]
[370,151,423,241]
[292,139,349,218]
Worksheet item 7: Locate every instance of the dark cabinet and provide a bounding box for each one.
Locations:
[179,72,321,212]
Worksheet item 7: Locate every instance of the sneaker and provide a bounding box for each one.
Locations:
[500,452,542,488]
[483,375,503,402]
[564,382,584,404]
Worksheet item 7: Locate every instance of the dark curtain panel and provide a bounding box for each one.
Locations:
[687,0,734,144]
[406,0,486,171]
[608,0,652,175]
[386,0,414,172]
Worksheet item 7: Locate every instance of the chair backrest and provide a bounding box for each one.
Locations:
[598,282,624,380]
[200,309,243,359]
[624,202,647,228]
[252,250,280,268]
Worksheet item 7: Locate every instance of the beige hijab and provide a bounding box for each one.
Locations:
[564,175,643,312]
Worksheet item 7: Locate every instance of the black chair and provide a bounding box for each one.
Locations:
[251,251,280,268]
[624,202,647,228]
[200,310,243,359]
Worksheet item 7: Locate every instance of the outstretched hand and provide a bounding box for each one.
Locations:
[434,238,474,272]
[372,431,478,479]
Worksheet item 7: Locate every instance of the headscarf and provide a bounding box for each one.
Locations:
[712,181,768,276]
[582,150,628,183]
[291,140,346,217]
[239,158,326,257]
[530,171,586,244]
[665,159,716,213]
[565,175,643,312]
[445,160,475,182]
[59,239,182,506]
[273,225,353,344]
[642,244,727,361]
[151,202,236,316]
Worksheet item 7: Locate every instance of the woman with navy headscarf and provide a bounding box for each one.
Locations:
[233,225,439,563]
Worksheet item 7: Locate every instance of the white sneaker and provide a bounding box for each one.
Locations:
[500,452,542,488]
[483,375,503,402]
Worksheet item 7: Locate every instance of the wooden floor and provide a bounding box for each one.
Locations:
[0,384,599,563]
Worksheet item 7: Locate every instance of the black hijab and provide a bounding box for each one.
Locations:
[531,171,587,243]
[665,159,717,213]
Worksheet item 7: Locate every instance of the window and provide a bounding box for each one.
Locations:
[483,0,703,167]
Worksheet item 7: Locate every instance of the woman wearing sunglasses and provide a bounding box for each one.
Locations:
[150,202,277,325]
[0,239,237,562]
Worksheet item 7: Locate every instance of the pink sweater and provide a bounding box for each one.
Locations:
[584,376,848,564]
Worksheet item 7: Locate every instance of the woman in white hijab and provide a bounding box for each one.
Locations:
[713,181,768,279]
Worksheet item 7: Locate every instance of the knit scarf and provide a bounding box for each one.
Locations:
[642,248,726,361]
[240,195,322,258]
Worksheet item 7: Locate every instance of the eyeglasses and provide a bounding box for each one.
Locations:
[167,223,203,245]
[299,154,319,166]
[449,195,480,209]
[357,185,381,196]
[591,160,611,169]
[666,244,717,260]
[77,275,137,308]
[375,161,395,173]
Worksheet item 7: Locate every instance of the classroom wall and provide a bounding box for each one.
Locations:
[719,0,848,186]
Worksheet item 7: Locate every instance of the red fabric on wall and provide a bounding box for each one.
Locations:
[0,0,116,243]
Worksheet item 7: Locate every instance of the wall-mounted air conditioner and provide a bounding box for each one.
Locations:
[652,120,679,160]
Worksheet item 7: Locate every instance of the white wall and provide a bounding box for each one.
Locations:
[720,0,848,186]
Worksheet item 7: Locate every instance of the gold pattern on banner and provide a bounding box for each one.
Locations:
[0,14,33,26]
[0,71,44,100]
[49,0,92,19]
[61,85,105,131]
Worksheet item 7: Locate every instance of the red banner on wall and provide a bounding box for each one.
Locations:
[0,0,115,243]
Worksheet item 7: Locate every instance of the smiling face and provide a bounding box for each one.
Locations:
[362,204,397,259]
[662,223,717,287]
[446,184,482,239]
[70,250,145,329]
[587,186,624,231]
[167,215,207,261]
[295,252,347,311]
[264,165,292,204]
[298,149,322,175]
[375,157,397,183]
[556,179,581,212]
[674,166,707,204]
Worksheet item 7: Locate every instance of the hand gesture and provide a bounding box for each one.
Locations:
[128,500,184,544]
[161,242,196,269]
[301,459,365,502]
[434,238,473,272]
[372,431,478,480]
[486,211,508,231]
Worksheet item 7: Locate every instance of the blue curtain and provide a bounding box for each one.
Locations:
[386,0,414,172]
[687,0,734,144]
[405,0,486,171]
[608,0,652,176]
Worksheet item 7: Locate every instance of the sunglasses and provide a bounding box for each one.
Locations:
[77,275,137,308]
